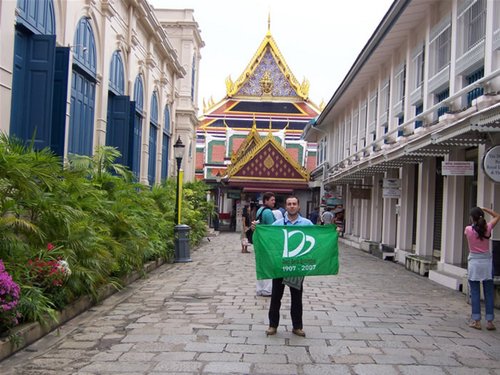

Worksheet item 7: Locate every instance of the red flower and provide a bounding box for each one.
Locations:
[47,243,55,251]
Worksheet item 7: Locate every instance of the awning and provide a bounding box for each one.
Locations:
[242,187,293,193]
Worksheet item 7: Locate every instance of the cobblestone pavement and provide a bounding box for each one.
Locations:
[1,232,499,375]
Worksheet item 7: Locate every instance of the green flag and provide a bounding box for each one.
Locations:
[253,225,339,280]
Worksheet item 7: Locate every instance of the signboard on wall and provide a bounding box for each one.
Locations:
[383,188,401,198]
[442,161,474,176]
[350,187,371,199]
[383,178,401,188]
[482,145,500,183]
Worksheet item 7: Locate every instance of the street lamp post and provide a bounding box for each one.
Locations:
[173,136,185,226]
[173,136,191,263]
[214,171,222,231]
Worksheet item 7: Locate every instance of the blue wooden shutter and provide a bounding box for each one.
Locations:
[161,133,169,181]
[10,32,55,150]
[51,46,69,157]
[148,126,157,185]
[106,95,131,167]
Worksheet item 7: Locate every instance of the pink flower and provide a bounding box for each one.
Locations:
[47,243,55,251]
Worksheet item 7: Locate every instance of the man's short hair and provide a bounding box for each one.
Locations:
[285,195,300,205]
[263,192,275,203]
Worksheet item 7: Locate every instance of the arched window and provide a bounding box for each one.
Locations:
[161,105,171,181]
[109,51,125,95]
[68,17,97,156]
[148,91,159,185]
[106,51,130,167]
[131,75,144,178]
[16,0,55,35]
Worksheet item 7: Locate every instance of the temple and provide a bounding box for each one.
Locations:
[196,18,320,223]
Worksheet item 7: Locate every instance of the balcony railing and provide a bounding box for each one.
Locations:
[327,67,500,178]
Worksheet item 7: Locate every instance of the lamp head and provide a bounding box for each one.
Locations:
[173,136,185,161]
[215,171,222,183]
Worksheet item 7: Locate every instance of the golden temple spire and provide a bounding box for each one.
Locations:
[267,12,271,35]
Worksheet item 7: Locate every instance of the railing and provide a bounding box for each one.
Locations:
[328,68,500,177]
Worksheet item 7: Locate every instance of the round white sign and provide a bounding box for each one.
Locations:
[482,145,500,183]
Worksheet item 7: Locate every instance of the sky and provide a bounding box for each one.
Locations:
[149,0,395,112]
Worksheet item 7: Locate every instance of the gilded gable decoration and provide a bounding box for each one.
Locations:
[226,31,309,100]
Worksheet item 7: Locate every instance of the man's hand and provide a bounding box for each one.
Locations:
[251,220,259,231]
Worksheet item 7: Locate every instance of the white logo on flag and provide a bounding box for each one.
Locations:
[282,229,315,258]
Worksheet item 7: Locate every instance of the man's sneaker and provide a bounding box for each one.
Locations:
[265,327,277,336]
[292,328,306,337]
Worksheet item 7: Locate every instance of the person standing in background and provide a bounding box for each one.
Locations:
[321,207,334,225]
[465,206,500,331]
[254,192,276,297]
[241,205,251,253]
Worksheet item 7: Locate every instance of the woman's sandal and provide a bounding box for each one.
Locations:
[486,321,496,331]
[469,320,481,330]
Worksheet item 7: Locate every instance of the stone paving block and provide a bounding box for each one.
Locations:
[308,346,350,363]
[331,354,375,364]
[341,332,381,341]
[242,353,287,363]
[58,341,96,349]
[198,352,242,361]
[372,354,417,365]
[109,343,134,352]
[253,363,299,374]
[202,361,251,374]
[152,360,202,372]
[302,364,351,375]
[352,364,399,375]
[184,342,225,352]
[398,364,448,375]
[90,351,122,361]
[118,352,156,361]
[445,367,493,375]
[225,343,265,354]
[153,351,196,361]
[80,361,152,373]
[120,334,160,343]
[246,336,286,345]
[413,355,461,366]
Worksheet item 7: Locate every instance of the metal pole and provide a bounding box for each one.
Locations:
[175,158,181,226]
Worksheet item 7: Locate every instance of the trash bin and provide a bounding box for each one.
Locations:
[174,224,192,263]
[493,240,500,276]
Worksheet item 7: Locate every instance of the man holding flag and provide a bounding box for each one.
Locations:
[253,195,339,338]
[265,196,312,337]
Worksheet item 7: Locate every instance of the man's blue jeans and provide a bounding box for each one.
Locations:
[469,279,495,321]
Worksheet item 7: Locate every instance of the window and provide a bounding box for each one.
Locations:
[132,75,144,179]
[359,101,367,145]
[412,46,425,90]
[148,91,159,186]
[458,0,486,56]
[161,105,171,181]
[436,88,449,117]
[393,64,406,115]
[379,79,390,126]
[368,91,377,131]
[415,103,423,129]
[429,23,451,76]
[466,67,484,106]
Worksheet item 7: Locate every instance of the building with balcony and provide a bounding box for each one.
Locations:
[304,0,500,290]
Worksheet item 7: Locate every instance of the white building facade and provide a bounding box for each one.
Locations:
[304,0,500,290]
[0,0,203,183]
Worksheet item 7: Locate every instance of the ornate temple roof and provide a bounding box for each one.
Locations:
[196,17,319,188]
[226,130,310,189]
